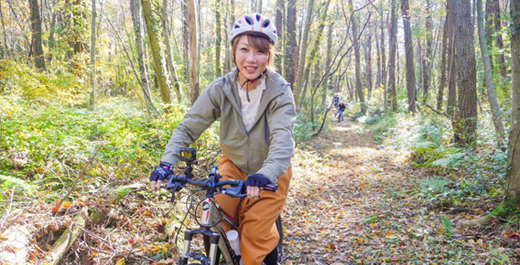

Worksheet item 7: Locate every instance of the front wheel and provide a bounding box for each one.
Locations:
[275,216,283,263]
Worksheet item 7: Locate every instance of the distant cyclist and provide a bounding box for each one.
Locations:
[337,102,346,122]
[149,13,295,265]
[333,95,339,108]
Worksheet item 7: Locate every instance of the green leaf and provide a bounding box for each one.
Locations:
[363,215,378,224]
[439,214,454,236]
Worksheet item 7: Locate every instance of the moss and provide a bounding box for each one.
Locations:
[492,200,520,219]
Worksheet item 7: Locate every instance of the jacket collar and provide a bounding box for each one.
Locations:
[222,68,288,114]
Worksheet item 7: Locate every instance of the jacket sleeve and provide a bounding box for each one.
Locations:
[160,82,222,165]
[257,84,297,183]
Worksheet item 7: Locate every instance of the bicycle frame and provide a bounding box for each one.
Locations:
[179,188,242,265]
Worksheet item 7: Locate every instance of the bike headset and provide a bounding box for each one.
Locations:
[230,13,278,102]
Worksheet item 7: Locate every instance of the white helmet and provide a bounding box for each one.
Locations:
[230,13,278,43]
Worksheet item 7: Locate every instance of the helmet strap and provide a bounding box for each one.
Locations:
[240,69,267,103]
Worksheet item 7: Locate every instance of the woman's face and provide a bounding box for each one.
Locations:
[235,35,269,82]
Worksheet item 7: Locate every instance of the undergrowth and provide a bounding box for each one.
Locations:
[356,107,510,218]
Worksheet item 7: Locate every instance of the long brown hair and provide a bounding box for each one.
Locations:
[232,33,278,71]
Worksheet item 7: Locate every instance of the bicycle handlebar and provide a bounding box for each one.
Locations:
[164,172,277,199]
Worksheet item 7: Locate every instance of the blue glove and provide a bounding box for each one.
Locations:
[245,174,271,187]
[149,162,174,182]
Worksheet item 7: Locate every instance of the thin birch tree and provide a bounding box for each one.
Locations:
[141,0,171,104]
[387,0,398,111]
[187,0,199,103]
[477,0,505,148]
[162,0,182,102]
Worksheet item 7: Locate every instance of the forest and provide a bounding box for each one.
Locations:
[1,0,520,264]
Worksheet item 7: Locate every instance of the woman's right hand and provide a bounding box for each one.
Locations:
[149,162,174,191]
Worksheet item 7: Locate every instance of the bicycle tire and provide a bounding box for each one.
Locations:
[275,215,284,263]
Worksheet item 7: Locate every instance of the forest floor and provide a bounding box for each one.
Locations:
[282,115,519,264]
[2,113,519,265]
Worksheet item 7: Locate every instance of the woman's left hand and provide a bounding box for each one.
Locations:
[245,173,271,199]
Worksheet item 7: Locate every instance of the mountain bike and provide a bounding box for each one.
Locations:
[163,148,284,265]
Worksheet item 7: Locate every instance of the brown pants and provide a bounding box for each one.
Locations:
[215,155,292,265]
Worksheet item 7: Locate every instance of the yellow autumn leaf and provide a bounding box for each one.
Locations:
[115,258,125,265]
[385,231,396,239]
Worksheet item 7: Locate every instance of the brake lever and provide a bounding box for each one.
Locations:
[221,182,247,198]
[163,175,185,203]
[263,184,278,192]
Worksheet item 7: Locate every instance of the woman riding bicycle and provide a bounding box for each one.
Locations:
[149,13,296,265]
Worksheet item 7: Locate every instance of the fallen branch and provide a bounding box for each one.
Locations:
[53,144,103,214]
[424,103,450,118]
[458,214,495,226]
[49,207,89,265]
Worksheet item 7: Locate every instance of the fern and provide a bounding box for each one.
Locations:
[439,214,454,236]
[431,153,465,169]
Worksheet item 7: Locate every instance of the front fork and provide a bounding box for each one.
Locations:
[179,229,220,265]
[179,198,223,265]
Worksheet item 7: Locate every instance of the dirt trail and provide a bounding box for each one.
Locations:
[282,119,445,264]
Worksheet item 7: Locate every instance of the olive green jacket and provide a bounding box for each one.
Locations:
[161,69,296,184]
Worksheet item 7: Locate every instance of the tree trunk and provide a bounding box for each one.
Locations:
[485,0,507,79]
[215,0,222,77]
[293,0,315,106]
[0,2,8,57]
[423,0,432,105]
[350,0,366,113]
[71,0,85,57]
[29,0,46,71]
[476,0,505,148]
[162,0,182,103]
[380,4,387,111]
[275,0,284,74]
[401,0,416,113]
[90,0,96,108]
[451,0,478,146]
[187,0,199,103]
[321,20,334,108]
[141,0,171,104]
[298,0,331,108]
[375,26,381,89]
[182,0,189,81]
[258,0,263,13]
[130,0,152,103]
[285,0,296,89]
[388,0,398,111]
[437,10,449,111]
[506,0,520,207]
[447,1,457,117]
[224,0,234,73]
[365,32,372,98]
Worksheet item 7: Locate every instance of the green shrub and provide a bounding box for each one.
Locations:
[0,96,220,201]
[294,112,321,144]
